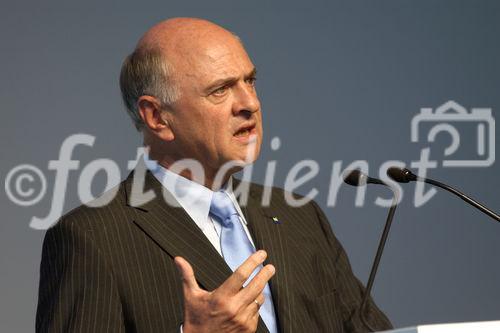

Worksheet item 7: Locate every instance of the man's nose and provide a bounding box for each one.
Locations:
[232,82,260,116]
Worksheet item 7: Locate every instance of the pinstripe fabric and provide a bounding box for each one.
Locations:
[36,163,392,332]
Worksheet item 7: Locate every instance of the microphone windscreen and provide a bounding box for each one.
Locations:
[343,170,367,187]
[387,167,414,183]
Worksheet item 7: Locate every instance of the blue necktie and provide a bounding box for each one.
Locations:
[210,190,278,333]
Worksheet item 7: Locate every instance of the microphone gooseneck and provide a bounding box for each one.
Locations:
[387,167,500,223]
[343,170,400,332]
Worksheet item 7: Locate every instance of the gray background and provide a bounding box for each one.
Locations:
[1,0,499,331]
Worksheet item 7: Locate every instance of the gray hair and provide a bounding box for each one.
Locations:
[119,47,180,131]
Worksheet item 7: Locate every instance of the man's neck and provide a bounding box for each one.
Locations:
[145,150,232,191]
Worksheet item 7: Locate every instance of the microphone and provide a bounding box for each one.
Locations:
[343,169,385,186]
[387,167,499,223]
[343,170,400,332]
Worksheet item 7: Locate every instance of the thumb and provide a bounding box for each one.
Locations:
[174,256,200,293]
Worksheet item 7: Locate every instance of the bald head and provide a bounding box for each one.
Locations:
[120,18,245,131]
[137,18,245,85]
[137,18,239,52]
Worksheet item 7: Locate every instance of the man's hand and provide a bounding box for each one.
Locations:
[174,250,275,333]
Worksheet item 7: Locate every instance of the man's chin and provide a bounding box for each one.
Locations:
[210,152,258,184]
[220,157,255,173]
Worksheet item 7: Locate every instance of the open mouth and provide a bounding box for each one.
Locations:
[234,124,256,138]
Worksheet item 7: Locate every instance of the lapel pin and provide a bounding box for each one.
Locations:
[272,216,281,224]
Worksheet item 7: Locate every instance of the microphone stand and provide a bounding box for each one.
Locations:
[419,176,500,223]
[387,167,499,223]
[359,186,400,332]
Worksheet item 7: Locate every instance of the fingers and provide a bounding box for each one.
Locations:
[238,264,275,305]
[247,307,261,332]
[251,292,265,312]
[246,297,262,331]
[251,309,260,322]
[255,293,265,308]
[174,256,200,293]
[219,250,268,295]
[239,293,264,333]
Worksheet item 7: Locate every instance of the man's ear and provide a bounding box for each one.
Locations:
[137,96,174,141]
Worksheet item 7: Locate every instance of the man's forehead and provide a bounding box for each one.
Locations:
[175,39,253,81]
[137,18,254,82]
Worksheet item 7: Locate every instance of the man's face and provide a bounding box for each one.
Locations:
[163,35,262,177]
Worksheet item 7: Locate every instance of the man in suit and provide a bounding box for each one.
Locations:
[36,18,392,332]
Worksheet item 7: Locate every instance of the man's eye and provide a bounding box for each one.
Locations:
[246,77,257,86]
[212,86,227,96]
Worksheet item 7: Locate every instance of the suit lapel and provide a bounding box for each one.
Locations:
[124,162,233,292]
[241,186,293,333]
[124,164,272,333]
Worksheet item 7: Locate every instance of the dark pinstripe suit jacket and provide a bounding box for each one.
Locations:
[36,165,392,333]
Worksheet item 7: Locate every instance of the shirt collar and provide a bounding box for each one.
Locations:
[142,153,246,230]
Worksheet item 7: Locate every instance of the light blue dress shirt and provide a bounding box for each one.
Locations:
[143,153,256,254]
